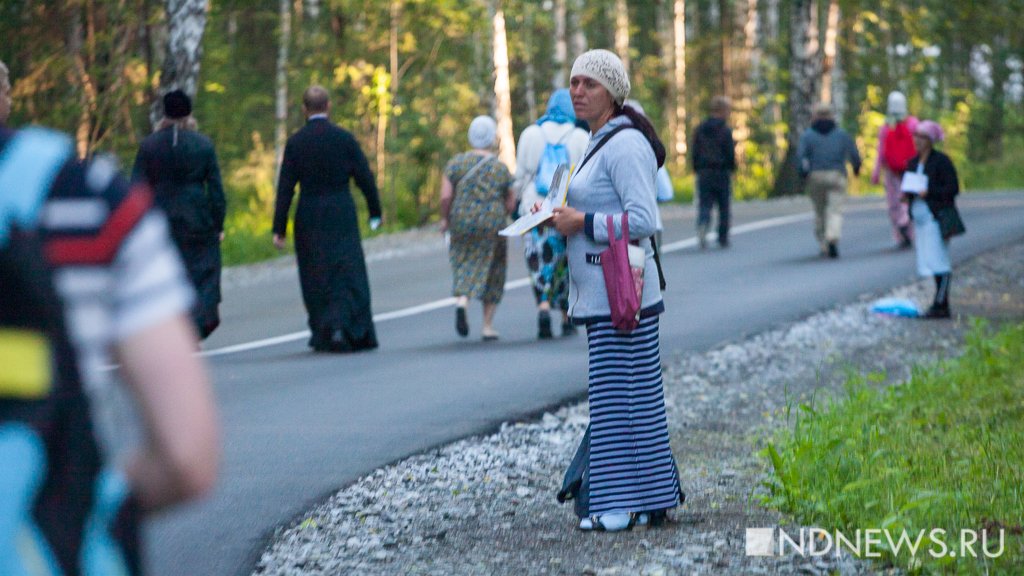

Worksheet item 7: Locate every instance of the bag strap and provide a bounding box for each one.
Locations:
[573,124,631,179]
[454,154,490,195]
[651,236,667,291]
[605,212,630,241]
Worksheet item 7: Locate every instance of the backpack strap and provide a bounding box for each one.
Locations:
[0,128,74,247]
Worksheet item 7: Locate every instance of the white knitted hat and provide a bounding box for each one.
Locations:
[570,49,630,105]
[468,116,497,149]
[886,91,908,118]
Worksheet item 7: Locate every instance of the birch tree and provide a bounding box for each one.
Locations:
[273,0,291,177]
[820,0,840,106]
[152,0,208,129]
[553,0,568,89]
[569,0,588,61]
[614,0,631,73]
[733,0,759,165]
[719,0,732,98]
[672,0,687,165]
[772,0,820,196]
[490,1,516,171]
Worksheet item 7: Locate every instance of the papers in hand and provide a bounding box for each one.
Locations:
[500,164,569,237]
[900,171,928,195]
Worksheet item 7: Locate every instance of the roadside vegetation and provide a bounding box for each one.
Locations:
[763,320,1024,574]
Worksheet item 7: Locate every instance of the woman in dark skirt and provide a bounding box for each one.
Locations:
[550,49,683,532]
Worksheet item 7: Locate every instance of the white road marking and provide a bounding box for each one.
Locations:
[203,195,1024,359]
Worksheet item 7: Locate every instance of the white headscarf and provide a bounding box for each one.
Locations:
[468,116,497,149]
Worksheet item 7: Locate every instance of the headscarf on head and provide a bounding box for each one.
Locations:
[537,89,575,126]
[886,91,908,123]
[468,115,497,149]
[569,49,630,106]
[915,120,945,143]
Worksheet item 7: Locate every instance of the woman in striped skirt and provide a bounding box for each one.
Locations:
[549,49,683,532]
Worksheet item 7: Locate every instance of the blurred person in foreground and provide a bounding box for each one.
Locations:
[512,89,589,339]
[440,115,516,341]
[133,89,226,339]
[903,120,964,319]
[691,96,736,249]
[797,102,862,258]
[0,118,219,574]
[273,85,382,352]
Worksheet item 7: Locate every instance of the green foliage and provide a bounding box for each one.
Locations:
[4,0,1024,265]
[762,320,1024,574]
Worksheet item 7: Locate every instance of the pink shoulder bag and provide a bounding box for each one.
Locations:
[601,213,645,332]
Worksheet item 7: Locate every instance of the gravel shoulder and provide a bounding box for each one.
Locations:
[252,236,1024,576]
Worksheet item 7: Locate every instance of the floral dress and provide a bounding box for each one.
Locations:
[445,152,512,303]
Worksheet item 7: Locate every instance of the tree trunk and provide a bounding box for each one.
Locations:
[151,0,208,129]
[820,0,839,104]
[569,0,588,61]
[614,0,630,73]
[985,37,1009,160]
[523,4,538,121]
[553,0,568,89]
[274,0,291,180]
[657,0,675,150]
[672,0,688,166]
[490,1,516,171]
[732,0,759,167]
[67,4,98,158]
[387,0,401,219]
[772,0,819,197]
[719,0,731,98]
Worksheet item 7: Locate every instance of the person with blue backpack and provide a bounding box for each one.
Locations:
[512,89,589,338]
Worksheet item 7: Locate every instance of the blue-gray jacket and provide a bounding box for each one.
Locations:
[566,115,664,323]
[797,119,862,177]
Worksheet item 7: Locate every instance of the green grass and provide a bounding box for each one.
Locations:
[761,320,1024,574]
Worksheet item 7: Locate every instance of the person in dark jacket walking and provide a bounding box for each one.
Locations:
[691,96,736,248]
[132,89,226,339]
[903,120,963,319]
[273,85,383,352]
[797,102,861,258]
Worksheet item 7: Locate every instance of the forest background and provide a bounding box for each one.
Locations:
[3,0,1023,265]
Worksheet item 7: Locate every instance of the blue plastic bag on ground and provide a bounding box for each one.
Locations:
[871,297,920,318]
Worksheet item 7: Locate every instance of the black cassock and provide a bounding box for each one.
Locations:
[273,117,382,352]
[133,125,225,339]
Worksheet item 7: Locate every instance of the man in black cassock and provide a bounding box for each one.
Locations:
[273,85,382,352]
[133,90,226,339]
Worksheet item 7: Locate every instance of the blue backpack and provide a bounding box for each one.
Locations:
[535,132,571,197]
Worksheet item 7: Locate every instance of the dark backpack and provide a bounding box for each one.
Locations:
[883,121,916,173]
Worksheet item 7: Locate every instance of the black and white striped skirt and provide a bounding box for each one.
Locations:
[586,315,681,515]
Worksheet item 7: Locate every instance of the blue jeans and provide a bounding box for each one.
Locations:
[697,170,731,242]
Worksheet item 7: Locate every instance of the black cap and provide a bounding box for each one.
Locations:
[163,89,192,119]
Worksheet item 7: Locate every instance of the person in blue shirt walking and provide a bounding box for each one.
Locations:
[798,102,862,258]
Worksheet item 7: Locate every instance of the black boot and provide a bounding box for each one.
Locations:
[923,273,951,319]
[898,225,913,249]
[538,309,553,339]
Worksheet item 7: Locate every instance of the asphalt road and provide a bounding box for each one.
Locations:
[145,191,1024,576]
